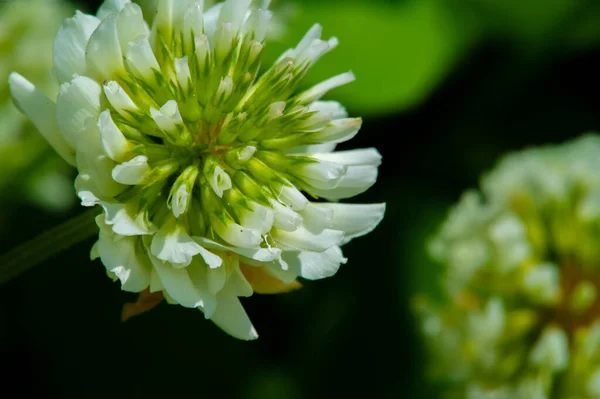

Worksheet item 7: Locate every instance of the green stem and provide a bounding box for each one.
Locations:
[0,208,100,285]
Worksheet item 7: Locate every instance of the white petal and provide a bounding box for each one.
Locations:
[197,246,223,269]
[76,188,102,207]
[206,264,227,295]
[530,327,569,372]
[263,261,299,284]
[587,369,600,396]
[312,118,362,144]
[182,3,205,46]
[288,143,337,155]
[297,72,355,104]
[213,25,235,66]
[315,203,385,243]
[151,217,204,266]
[169,163,199,218]
[56,75,102,148]
[268,198,303,231]
[311,148,382,166]
[268,102,286,120]
[97,0,131,20]
[523,263,560,305]
[126,35,160,80]
[300,203,333,233]
[149,254,207,308]
[104,80,139,117]
[218,0,252,35]
[294,160,347,190]
[194,236,281,263]
[284,23,321,60]
[309,165,378,201]
[242,8,272,43]
[151,0,175,34]
[307,101,348,119]
[86,13,125,80]
[75,120,124,198]
[211,214,262,249]
[209,166,232,198]
[98,110,134,162]
[8,73,76,165]
[150,0,192,47]
[210,290,258,340]
[96,215,151,292]
[202,2,224,39]
[150,100,183,133]
[186,259,218,317]
[175,56,192,92]
[194,34,211,71]
[226,261,253,298]
[273,183,308,211]
[102,200,155,235]
[116,3,149,52]
[171,185,190,218]
[53,11,101,84]
[272,226,344,252]
[238,201,275,235]
[282,246,347,280]
[112,155,151,185]
[294,36,336,66]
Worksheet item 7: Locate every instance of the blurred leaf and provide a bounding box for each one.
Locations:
[266,0,479,115]
[565,3,600,50]
[457,0,593,47]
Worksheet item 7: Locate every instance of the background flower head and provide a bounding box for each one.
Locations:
[414,135,600,398]
[9,0,385,339]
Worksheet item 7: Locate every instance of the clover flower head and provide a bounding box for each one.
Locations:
[9,0,385,339]
[415,135,600,397]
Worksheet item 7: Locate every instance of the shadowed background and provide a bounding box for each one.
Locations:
[1,0,600,397]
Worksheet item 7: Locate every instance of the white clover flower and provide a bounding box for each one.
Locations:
[0,0,74,211]
[9,0,385,340]
[414,135,600,397]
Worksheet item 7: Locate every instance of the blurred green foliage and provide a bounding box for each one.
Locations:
[270,0,600,117]
[460,0,583,43]
[267,0,479,115]
[0,0,75,212]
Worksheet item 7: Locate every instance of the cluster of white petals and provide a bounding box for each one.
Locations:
[415,135,600,397]
[10,0,384,339]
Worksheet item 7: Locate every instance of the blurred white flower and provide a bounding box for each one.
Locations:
[415,135,600,397]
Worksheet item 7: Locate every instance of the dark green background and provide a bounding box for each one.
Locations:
[1,0,600,397]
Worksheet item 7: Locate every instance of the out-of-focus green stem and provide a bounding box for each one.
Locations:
[0,208,100,285]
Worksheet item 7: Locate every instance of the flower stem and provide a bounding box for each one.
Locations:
[0,208,100,285]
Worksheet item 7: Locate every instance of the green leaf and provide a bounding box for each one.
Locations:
[266,0,478,115]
